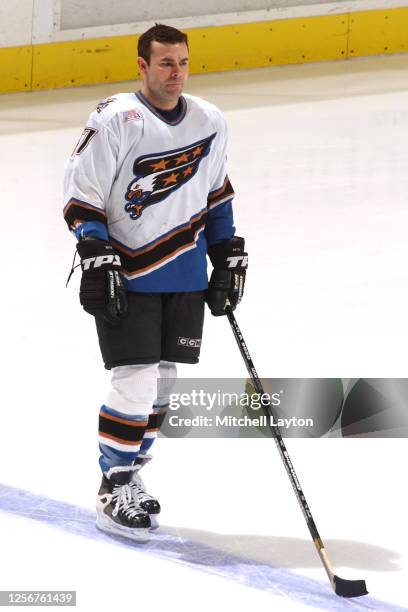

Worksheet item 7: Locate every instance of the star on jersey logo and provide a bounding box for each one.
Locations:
[124,133,216,220]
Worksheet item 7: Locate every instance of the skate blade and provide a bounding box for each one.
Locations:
[149,514,160,530]
[96,516,151,542]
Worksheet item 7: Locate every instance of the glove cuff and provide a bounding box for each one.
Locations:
[76,238,113,259]
[76,239,121,272]
[208,236,247,270]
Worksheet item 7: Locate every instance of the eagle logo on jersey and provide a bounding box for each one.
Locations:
[124,133,216,220]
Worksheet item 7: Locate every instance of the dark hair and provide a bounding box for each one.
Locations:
[138,23,188,63]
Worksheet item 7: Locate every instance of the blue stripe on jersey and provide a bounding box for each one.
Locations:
[100,405,149,422]
[74,221,109,241]
[99,443,139,472]
[125,230,209,292]
[205,200,235,247]
[110,207,207,255]
[139,437,155,453]
[75,200,235,292]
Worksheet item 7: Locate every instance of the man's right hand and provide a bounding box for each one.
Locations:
[76,238,128,324]
[206,236,248,316]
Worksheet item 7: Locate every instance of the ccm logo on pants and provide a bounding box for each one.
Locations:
[177,337,201,348]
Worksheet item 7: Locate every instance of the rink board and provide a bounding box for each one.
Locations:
[1,7,408,92]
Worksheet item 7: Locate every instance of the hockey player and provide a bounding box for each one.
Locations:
[63,23,247,539]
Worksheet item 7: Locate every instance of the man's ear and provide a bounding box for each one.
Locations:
[137,57,148,76]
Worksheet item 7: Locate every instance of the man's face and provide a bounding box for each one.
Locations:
[138,41,189,108]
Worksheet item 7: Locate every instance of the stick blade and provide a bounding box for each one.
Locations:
[334,575,368,598]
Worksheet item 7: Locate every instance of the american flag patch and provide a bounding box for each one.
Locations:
[124,109,143,122]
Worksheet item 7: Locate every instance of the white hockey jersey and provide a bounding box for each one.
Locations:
[63,91,235,292]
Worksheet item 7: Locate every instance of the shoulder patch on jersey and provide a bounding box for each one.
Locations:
[96,97,117,113]
[123,108,143,123]
[124,133,217,220]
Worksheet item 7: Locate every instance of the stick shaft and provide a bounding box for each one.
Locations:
[225,306,335,583]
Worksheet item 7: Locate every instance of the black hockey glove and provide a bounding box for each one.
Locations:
[76,238,128,324]
[206,236,248,316]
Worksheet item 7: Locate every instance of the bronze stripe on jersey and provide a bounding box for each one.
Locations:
[99,412,148,444]
[63,197,107,230]
[111,208,207,275]
[207,175,235,208]
[102,411,149,428]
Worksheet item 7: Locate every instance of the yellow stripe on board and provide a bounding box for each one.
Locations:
[0,46,32,92]
[0,6,408,93]
[349,7,408,57]
[31,36,141,90]
[187,15,349,74]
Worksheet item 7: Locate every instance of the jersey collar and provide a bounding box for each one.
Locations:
[135,91,187,126]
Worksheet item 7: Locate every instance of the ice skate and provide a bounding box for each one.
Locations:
[96,466,151,540]
[131,455,161,529]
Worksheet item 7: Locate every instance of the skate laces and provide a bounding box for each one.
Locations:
[130,472,154,503]
[111,483,143,518]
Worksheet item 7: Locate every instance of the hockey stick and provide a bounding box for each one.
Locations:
[225,305,368,598]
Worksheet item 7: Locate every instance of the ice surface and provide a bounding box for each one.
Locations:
[0,54,407,611]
